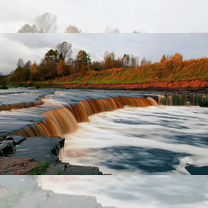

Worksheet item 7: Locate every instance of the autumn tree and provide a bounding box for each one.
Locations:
[172,53,183,63]
[104,51,115,68]
[160,55,168,64]
[56,60,69,76]
[30,62,38,80]
[91,61,104,71]
[44,49,59,63]
[76,50,91,74]
[38,61,57,81]
[9,60,31,84]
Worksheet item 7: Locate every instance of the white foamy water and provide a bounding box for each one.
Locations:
[61,106,208,175]
[38,175,208,208]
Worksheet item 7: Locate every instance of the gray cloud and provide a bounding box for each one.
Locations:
[1,33,208,74]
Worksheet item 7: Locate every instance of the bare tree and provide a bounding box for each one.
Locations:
[17,58,24,68]
[65,25,81,33]
[122,54,130,67]
[34,12,57,33]
[56,42,72,63]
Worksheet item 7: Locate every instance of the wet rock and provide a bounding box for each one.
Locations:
[1,136,102,175]
[202,101,208,107]
[10,137,65,164]
[185,165,208,175]
[46,162,103,175]
[5,135,26,145]
[0,141,15,156]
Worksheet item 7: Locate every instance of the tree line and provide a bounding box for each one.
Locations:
[9,41,144,84]
[8,40,189,85]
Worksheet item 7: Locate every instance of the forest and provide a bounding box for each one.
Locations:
[1,41,208,88]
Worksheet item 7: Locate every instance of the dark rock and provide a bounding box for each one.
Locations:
[10,137,65,164]
[202,101,208,107]
[1,136,103,175]
[6,135,26,145]
[0,141,15,156]
[46,162,103,175]
[185,165,208,175]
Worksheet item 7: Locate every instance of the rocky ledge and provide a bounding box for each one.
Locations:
[0,135,103,175]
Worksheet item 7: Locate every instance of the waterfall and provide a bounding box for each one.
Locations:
[158,94,208,106]
[15,97,158,138]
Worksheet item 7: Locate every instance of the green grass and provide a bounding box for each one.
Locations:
[31,162,49,175]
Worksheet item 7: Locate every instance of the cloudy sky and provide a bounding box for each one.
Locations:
[1,0,208,33]
[1,33,208,74]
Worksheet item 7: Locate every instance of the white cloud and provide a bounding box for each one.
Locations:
[0,0,208,32]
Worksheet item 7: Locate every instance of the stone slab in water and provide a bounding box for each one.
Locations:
[10,137,65,164]
[46,163,103,175]
[185,165,208,175]
[0,140,15,156]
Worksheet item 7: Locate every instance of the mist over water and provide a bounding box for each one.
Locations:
[61,106,208,174]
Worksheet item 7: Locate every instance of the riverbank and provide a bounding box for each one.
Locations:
[0,89,207,175]
[34,79,208,91]
[0,135,102,175]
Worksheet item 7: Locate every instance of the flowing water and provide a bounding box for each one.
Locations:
[0,88,208,175]
[61,106,208,175]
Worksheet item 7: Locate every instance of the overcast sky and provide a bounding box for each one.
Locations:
[0,33,208,75]
[1,0,208,33]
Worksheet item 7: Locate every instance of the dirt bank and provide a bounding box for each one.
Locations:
[38,80,208,91]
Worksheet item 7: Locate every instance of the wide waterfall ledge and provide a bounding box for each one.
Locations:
[0,89,208,175]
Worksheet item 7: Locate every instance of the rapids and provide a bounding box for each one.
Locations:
[0,88,208,175]
[61,106,208,175]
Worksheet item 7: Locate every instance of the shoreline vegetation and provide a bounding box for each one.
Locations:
[0,41,208,174]
[0,41,208,90]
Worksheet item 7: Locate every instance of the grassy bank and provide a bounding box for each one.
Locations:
[29,57,208,90]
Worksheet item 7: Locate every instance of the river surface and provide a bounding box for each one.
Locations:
[0,88,208,175]
[61,106,208,175]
